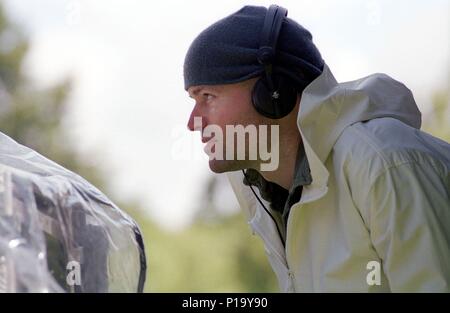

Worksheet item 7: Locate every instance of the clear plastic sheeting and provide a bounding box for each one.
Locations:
[0,132,146,292]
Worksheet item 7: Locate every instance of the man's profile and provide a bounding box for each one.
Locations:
[184,5,450,292]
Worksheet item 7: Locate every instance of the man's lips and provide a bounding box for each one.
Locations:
[203,138,217,154]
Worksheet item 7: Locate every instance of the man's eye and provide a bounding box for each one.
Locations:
[203,93,214,101]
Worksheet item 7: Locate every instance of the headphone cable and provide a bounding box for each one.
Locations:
[242,170,286,247]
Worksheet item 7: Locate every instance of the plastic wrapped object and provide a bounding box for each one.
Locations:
[0,132,146,292]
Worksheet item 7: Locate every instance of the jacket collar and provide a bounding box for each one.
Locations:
[296,64,339,203]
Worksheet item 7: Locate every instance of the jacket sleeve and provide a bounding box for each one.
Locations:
[367,160,450,292]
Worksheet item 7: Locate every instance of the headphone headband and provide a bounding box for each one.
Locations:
[257,5,288,65]
[251,5,298,120]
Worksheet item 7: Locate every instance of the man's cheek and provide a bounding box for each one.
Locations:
[259,125,280,172]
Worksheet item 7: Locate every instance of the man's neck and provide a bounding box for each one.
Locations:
[256,95,302,190]
[259,135,301,190]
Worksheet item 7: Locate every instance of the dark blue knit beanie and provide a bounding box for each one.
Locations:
[183,5,324,91]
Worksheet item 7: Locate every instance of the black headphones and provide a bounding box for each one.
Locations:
[251,5,298,119]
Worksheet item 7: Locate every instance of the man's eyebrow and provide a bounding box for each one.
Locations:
[189,87,204,98]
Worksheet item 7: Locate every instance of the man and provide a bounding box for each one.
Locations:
[184,5,450,292]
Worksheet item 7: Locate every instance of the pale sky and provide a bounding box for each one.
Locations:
[2,0,449,230]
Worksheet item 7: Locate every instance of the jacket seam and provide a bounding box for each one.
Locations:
[345,123,390,171]
[344,122,438,185]
[368,160,423,187]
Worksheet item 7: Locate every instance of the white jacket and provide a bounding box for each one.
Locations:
[228,64,450,292]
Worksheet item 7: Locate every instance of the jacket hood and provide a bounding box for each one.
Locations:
[294,64,422,203]
[299,63,421,165]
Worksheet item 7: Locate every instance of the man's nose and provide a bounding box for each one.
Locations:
[187,106,203,132]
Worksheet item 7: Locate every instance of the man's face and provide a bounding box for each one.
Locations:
[187,78,271,173]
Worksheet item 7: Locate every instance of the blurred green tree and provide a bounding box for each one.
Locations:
[0,3,105,188]
[423,88,450,142]
[131,208,278,292]
[0,2,278,292]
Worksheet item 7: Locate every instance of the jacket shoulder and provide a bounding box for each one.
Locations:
[331,117,450,239]
[332,117,450,184]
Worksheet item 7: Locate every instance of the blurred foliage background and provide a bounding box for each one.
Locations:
[0,3,277,292]
[0,3,448,292]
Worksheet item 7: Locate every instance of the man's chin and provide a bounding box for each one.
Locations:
[208,159,246,173]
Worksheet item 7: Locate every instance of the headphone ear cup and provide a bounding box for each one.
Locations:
[251,78,275,118]
[274,75,298,118]
[251,75,298,119]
